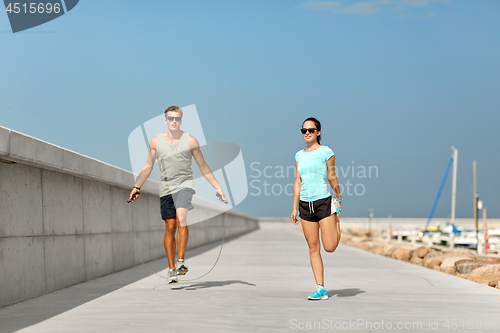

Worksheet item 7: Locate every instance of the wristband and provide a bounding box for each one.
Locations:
[336,198,343,202]
[133,186,141,191]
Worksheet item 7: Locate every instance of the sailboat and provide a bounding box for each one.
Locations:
[423,147,458,227]
[423,147,491,250]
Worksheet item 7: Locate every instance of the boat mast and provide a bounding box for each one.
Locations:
[473,161,478,251]
[451,146,458,223]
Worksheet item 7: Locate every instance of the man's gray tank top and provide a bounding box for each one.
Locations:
[156,132,195,197]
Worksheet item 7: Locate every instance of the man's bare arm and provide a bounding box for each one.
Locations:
[129,137,157,202]
[189,135,226,202]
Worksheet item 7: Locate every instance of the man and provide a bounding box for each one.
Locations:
[129,106,226,283]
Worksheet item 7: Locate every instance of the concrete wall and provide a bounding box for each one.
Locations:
[0,126,258,307]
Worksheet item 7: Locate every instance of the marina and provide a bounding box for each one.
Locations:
[340,217,500,254]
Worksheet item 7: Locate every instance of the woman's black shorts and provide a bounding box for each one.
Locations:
[299,196,336,222]
[160,188,195,220]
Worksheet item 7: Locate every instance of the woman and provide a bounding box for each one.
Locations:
[291,117,342,300]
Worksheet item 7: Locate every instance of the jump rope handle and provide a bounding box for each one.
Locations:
[127,192,138,204]
[217,193,228,204]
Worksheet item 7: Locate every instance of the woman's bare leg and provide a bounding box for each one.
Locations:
[301,219,324,286]
[318,213,341,253]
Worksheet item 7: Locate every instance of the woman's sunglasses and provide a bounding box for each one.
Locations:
[301,128,318,134]
[167,116,182,122]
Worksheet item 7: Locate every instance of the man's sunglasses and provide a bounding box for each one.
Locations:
[301,128,318,134]
[167,116,182,122]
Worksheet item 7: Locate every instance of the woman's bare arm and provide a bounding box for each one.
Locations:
[327,155,342,212]
[291,160,301,224]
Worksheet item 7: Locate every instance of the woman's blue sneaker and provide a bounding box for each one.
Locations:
[308,286,328,300]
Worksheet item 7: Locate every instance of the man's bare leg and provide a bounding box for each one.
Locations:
[176,208,189,260]
[164,217,177,269]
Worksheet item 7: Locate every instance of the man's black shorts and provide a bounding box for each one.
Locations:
[298,196,336,222]
[160,188,195,220]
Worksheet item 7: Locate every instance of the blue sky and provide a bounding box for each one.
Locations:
[1,0,499,218]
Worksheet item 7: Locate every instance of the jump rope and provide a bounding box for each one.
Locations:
[127,192,229,285]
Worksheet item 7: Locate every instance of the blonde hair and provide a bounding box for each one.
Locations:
[164,106,183,118]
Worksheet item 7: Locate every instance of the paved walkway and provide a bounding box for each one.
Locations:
[2,222,500,333]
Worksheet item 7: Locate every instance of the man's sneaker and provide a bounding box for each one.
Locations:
[308,286,328,300]
[167,268,178,284]
[176,259,189,276]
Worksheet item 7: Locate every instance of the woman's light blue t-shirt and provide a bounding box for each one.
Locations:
[295,145,335,202]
